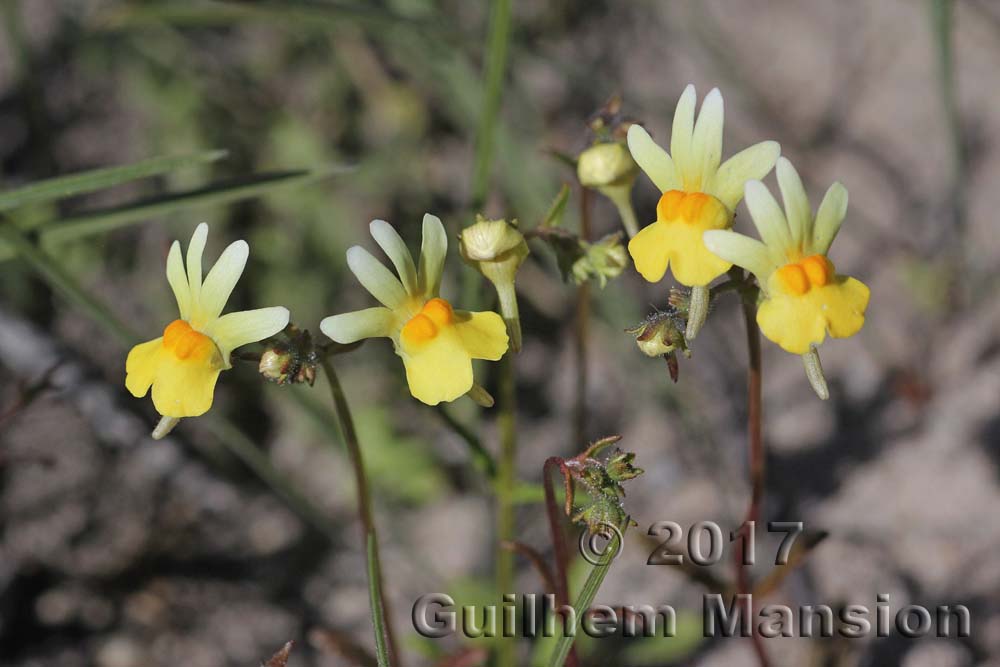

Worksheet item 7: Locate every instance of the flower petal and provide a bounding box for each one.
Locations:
[418,213,447,297]
[661,220,732,287]
[166,241,190,320]
[703,229,775,283]
[452,310,508,360]
[758,273,869,354]
[370,219,418,296]
[196,239,248,324]
[185,223,209,311]
[204,306,290,363]
[347,246,408,308]
[626,124,680,192]
[400,331,473,405]
[125,337,163,398]
[628,221,672,283]
[320,307,396,344]
[670,84,697,188]
[150,354,223,418]
[689,88,724,191]
[775,157,811,251]
[744,180,793,262]
[708,140,780,211]
[812,182,848,255]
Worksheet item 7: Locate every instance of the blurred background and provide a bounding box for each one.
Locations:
[1,1,999,666]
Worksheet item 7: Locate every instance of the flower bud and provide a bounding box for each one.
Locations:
[459,217,529,352]
[258,327,317,386]
[577,141,640,237]
[572,233,627,288]
[628,311,688,359]
[577,142,638,189]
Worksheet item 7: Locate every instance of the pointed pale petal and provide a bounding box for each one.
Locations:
[775,158,811,250]
[452,310,508,360]
[197,240,248,323]
[628,221,672,283]
[690,88,724,190]
[708,141,780,211]
[370,219,418,296]
[166,241,190,320]
[347,246,408,308]
[812,182,849,255]
[703,230,775,283]
[744,180,793,261]
[204,306,290,363]
[150,355,223,418]
[626,125,680,192]
[670,84,697,187]
[185,223,209,310]
[418,213,447,297]
[125,337,163,398]
[320,307,396,344]
[400,331,473,405]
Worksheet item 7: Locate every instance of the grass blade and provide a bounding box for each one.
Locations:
[0,149,227,212]
[39,166,347,245]
[546,521,627,667]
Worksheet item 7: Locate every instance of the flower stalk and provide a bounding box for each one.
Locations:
[321,358,399,667]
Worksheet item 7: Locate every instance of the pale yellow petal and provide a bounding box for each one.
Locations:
[204,306,290,363]
[452,310,508,360]
[626,124,680,192]
[400,331,473,405]
[703,229,775,283]
[708,141,780,211]
[744,180,793,261]
[418,213,447,297]
[670,85,697,187]
[125,337,163,398]
[166,241,190,320]
[820,276,869,339]
[347,245,408,309]
[812,182,848,255]
[370,219,418,296]
[775,157,811,251]
[320,307,396,344]
[689,88,724,191]
[185,223,209,312]
[196,239,248,324]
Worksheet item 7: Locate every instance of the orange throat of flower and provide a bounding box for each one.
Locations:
[656,190,729,229]
[401,298,454,347]
[775,255,834,295]
[162,319,220,363]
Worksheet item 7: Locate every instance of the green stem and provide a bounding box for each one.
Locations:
[495,354,517,667]
[602,184,639,238]
[434,405,498,480]
[470,0,513,209]
[321,358,398,667]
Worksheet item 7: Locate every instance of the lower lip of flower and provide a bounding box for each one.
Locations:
[162,319,217,361]
[656,190,728,228]
[401,298,454,345]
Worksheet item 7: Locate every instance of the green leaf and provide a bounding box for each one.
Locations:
[0,149,227,212]
[545,520,627,667]
[540,184,571,228]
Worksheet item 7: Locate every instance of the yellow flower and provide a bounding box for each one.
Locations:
[704,158,870,355]
[627,85,780,287]
[320,214,509,406]
[125,223,290,420]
